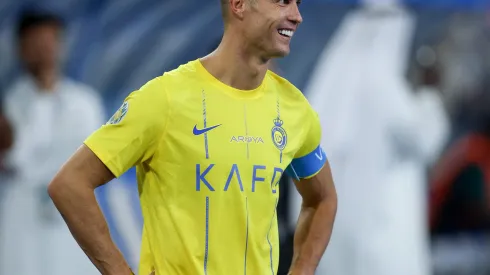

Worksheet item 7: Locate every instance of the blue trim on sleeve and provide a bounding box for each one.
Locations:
[286,145,327,180]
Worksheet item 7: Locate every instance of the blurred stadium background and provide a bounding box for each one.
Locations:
[2,0,490,274]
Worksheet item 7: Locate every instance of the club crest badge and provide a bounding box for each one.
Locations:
[108,101,129,125]
[271,117,287,151]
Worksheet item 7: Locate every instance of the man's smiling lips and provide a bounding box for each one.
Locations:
[278,29,294,38]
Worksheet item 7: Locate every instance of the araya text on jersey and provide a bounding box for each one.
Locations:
[196,164,283,193]
[230,136,265,144]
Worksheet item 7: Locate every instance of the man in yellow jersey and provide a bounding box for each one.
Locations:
[47,0,337,274]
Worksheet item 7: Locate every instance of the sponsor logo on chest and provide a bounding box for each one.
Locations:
[229,136,265,144]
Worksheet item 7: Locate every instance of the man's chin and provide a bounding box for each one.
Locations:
[270,47,290,58]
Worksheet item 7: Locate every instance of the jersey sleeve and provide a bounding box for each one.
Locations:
[84,77,169,178]
[285,106,327,181]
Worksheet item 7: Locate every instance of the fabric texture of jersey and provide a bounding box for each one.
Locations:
[84,59,325,275]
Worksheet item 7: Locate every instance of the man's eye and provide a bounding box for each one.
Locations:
[277,0,301,6]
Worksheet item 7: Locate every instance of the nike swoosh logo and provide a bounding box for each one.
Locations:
[193,124,222,135]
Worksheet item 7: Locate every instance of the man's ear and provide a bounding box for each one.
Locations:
[229,0,247,20]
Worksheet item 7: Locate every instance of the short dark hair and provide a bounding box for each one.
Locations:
[16,9,64,39]
[220,0,228,21]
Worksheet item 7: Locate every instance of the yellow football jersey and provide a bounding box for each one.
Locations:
[84,59,326,275]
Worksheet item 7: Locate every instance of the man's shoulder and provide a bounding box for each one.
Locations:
[162,59,197,77]
[150,60,201,97]
[266,70,308,103]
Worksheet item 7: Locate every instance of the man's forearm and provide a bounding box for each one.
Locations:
[290,197,337,274]
[48,181,132,275]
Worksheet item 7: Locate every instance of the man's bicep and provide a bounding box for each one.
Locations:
[287,104,326,178]
[53,144,115,190]
[292,161,335,206]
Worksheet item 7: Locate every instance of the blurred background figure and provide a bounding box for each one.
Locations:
[428,13,490,275]
[0,9,103,275]
[292,1,449,274]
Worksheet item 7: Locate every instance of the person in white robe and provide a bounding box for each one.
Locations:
[289,2,449,275]
[0,10,104,275]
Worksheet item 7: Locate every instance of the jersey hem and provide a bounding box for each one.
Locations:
[84,140,122,178]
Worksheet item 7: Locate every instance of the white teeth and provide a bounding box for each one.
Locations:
[278,29,293,37]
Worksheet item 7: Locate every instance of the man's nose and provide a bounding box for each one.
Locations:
[288,3,303,25]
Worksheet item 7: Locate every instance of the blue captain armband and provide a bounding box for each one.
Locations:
[285,145,327,181]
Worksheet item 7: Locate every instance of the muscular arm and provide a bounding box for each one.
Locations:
[47,145,133,275]
[289,162,337,275]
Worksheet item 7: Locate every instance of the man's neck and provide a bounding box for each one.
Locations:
[31,68,58,92]
[200,31,270,91]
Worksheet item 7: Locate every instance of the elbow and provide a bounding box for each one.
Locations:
[48,171,95,204]
[329,190,338,213]
[303,191,336,210]
[319,185,338,212]
[314,190,337,218]
[330,186,338,203]
[47,172,78,203]
[327,185,338,207]
[47,176,65,202]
